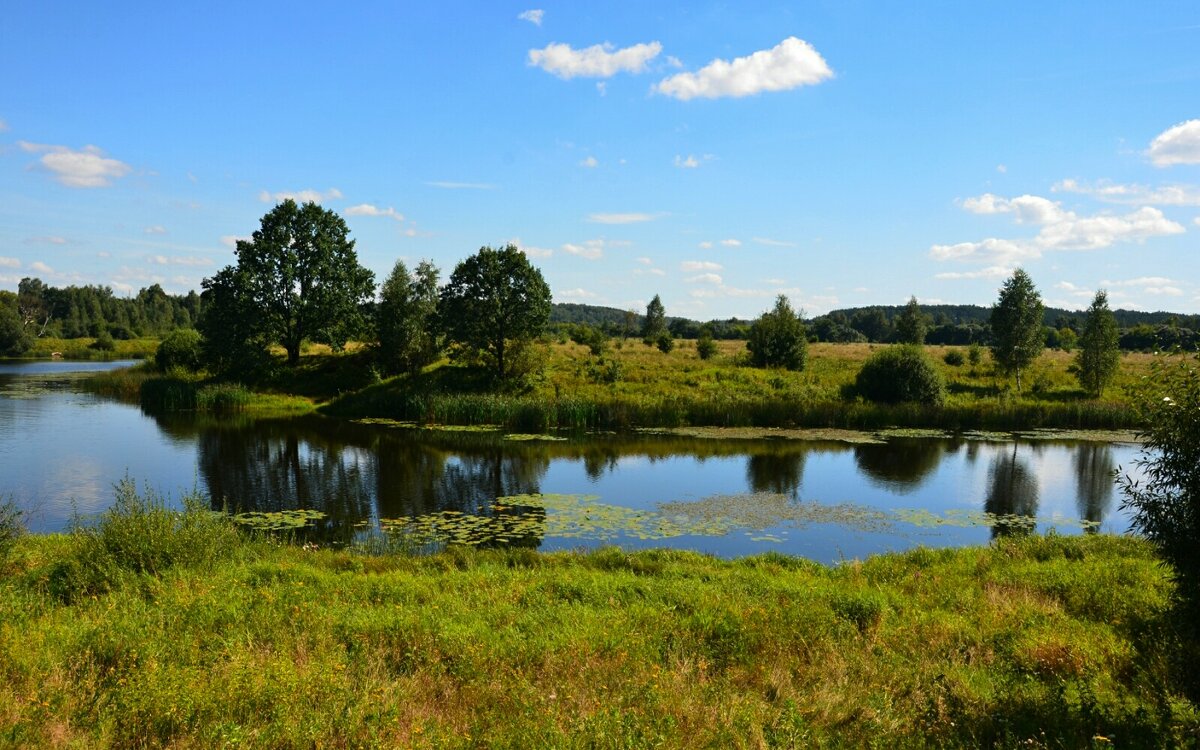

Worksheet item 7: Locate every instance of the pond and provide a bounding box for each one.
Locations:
[0,360,1143,563]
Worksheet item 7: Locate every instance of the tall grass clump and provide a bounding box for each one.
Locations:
[0,496,23,558]
[49,478,241,601]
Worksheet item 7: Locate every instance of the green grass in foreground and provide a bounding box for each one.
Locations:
[0,494,1196,747]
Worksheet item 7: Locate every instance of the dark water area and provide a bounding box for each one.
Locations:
[0,361,1142,563]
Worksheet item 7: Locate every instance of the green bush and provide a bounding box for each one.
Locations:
[943,349,965,366]
[854,345,946,406]
[155,328,203,371]
[697,334,717,360]
[656,331,675,354]
[90,330,116,352]
[0,496,23,558]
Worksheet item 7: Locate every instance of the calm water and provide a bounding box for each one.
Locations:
[0,360,1142,563]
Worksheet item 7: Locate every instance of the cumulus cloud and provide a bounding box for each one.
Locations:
[19,141,132,188]
[557,288,600,301]
[258,187,342,204]
[1054,281,1094,298]
[518,9,544,26]
[674,154,700,168]
[562,239,605,260]
[697,241,713,249]
[1148,119,1200,167]
[30,261,54,275]
[0,257,19,268]
[933,266,1015,281]
[511,239,553,259]
[654,37,833,101]
[528,41,662,79]
[345,203,404,221]
[1053,178,1200,206]
[686,273,724,285]
[144,225,167,235]
[586,212,657,224]
[220,235,248,249]
[681,260,723,272]
[580,156,599,168]
[934,192,1185,263]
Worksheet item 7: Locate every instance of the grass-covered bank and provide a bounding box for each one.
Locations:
[81,362,315,416]
[1,504,1196,747]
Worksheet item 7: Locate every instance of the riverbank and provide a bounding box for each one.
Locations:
[1,513,1195,747]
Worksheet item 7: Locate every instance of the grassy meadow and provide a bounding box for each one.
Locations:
[1,492,1197,748]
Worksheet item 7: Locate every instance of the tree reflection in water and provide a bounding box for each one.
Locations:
[1073,443,1115,533]
[854,438,947,493]
[745,449,807,499]
[984,444,1039,538]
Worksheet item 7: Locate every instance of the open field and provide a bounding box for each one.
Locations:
[2,511,1196,748]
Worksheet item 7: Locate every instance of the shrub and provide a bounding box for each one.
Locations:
[943,349,965,366]
[90,330,116,352]
[747,295,807,371]
[968,342,983,366]
[696,334,717,360]
[656,331,675,354]
[854,345,946,406]
[155,328,203,371]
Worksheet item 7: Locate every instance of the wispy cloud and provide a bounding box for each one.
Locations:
[686,273,724,285]
[345,203,404,222]
[517,9,544,26]
[1148,119,1200,167]
[220,235,248,249]
[529,41,662,79]
[933,266,1014,281]
[654,37,833,100]
[586,212,658,224]
[752,237,797,247]
[147,255,214,267]
[580,156,599,168]
[720,238,742,247]
[426,181,495,190]
[258,187,342,204]
[19,141,132,188]
[674,154,700,168]
[25,235,68,245]
[681,260,723,271]
[556,288,600,301]
[0,118,8,132]
[1053,178,1200,206]
[562,239,606,260]
[143,225,167,235]
[0,257,19,268]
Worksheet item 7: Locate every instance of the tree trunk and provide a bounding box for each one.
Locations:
[287,343,301,366]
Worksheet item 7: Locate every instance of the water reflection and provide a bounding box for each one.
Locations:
[746,450,807,498]
[854,438,946,492]
[1073,443,1115,532]
[984,445,1040,537]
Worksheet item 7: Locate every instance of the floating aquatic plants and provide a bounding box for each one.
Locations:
[232,509,327,532]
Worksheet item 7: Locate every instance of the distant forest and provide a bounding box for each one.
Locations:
[3,278,1198,352]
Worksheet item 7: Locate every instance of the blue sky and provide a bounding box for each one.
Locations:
[2,1,1199,319]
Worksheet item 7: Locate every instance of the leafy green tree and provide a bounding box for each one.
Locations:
[655,330,675,353]
[0,303,32,356]
[198,266,269,375]
[894,296,927,345]
[990,269,1044,391]
[747,295,807,371]
[155,329,202,372]
[377,259,441,375]
[439,244,551,380]
[696,330,717,360]
[210,200,375,366]
[642,295,667,344]
[1074,290,1120,398]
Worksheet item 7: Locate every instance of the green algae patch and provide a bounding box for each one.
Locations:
[893,508,1100,532]
[232,509,327,531]
[634,426,887,444]
[1012,428,1140,443]
[351,418,503,433]
[659,492,894,533]
[502,433,569,442]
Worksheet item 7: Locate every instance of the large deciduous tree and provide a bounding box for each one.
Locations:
[894,296,928,345]
[747,295,808,371]
[1074,290,1120,398]
[990,269,1044,391]
[439,245,551,380]
[642,295,667,344]
[377,259,441,375]
[202,200,375,368]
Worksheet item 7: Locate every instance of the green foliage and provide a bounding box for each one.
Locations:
[655,330,674,353]
[1075,290,1120,398]
[943,349,965,366]
[854,345,946,406]
[439,244,552,380]
[696,332,717,360]
[204,200,375,368]
[1119,353,1200,614]
[894,295,928,345]
[568,324,608,356]
[154,328,202,372]
[991,269,1045,391]
[0,303,32,356]
[1056,327,1078,352]
[0,496,23,558]
[747,295,808,370]
[377,259,441,375]
[89,329,115,351]
[642,294,667,342]
[968,342,983,366]
[197,266,270,376]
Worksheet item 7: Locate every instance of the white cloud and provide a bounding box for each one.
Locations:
[346,203,404,221]
[686,273,724,285]
[0,118,8,132]
[752,237,797,247]
[1148,119,1200,167]
[562,239,605,260]
[996,164,1007,174]
[580,156,599,168]
[596,82,607,96]
[514,242,553,259]
[936,192,1185,262]
[933,266,1015,280]
[557,288,599,301]
[147,255,213,267]
[220,235,248,249]
[654,37,833,101]
[96,251,110,259]
[674,154,700,168]
[518,9,544,26]
[19,141,132,188]
[1146,286,1184,296]
[633,267,666,277]
[30,261,54,275]
[697,241,713,249]
[586,212,657,224]
[1054,281,1094,298]
[0,257,19,268]
[258,187,342,204]
[144,225,167,235]
[528,41,662,79]
[1053,178,1200,206]
[1195,217,1200,227]
[426,181,495,190]
[636,257,652,265]
[720,238,742,247]
[681,260,723,272]
[25,235,67,245]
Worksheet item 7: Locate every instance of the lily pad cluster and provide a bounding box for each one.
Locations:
[232,508,327,531]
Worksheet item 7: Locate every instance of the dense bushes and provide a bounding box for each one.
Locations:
[155,328,202,371]
[854,345,946,406]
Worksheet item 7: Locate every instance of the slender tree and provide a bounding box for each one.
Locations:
[990,269,1044,391]
[439,244,551,380]
[377,259,441,375]
[747,295,808,371]
[642,295,667,344]
[1074,289,1120,398]
[894,295,928,345]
